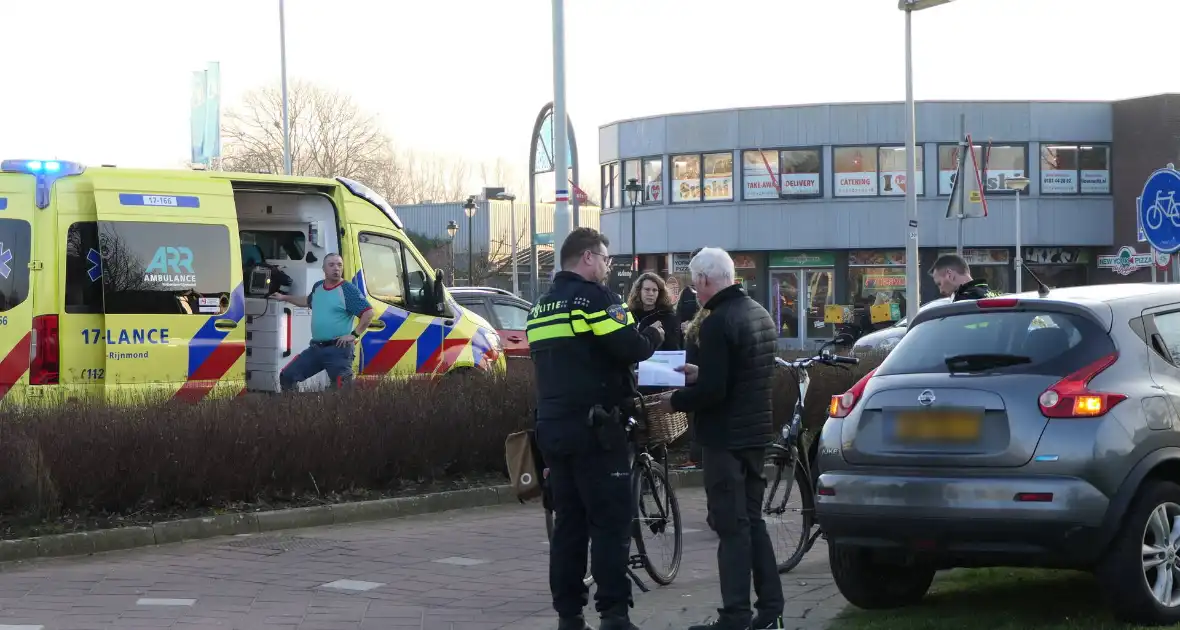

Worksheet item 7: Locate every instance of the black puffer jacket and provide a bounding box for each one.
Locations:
[632,307,683,351]
[670,284,776,450]
[953,278,995,302]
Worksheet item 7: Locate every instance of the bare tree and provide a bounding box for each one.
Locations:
[220,81,399,197]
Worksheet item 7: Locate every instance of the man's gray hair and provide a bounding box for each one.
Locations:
[689,247,735,284]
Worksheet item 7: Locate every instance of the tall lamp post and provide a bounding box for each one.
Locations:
[496,192,520,296]
[278,0,292,175]
[625,178,643,272]
[446,220,459,286]
[463,196,477,287]
[898,0,955,321]
[1005,176,1030,293]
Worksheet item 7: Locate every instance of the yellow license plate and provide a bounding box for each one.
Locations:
[894,411,982,442]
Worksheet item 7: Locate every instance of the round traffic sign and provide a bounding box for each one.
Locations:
[1157,249,1172,269]
[1138,164,1180,254]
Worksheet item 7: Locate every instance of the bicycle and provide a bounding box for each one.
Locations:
[542,397,685,592]
[1145,190,1180,231]
[763,341,859,574]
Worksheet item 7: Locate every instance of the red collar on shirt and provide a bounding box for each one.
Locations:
[322,279,343,290]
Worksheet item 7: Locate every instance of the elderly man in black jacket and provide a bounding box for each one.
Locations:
[656,247,784,630]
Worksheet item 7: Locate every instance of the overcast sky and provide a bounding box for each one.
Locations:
[2,0,1176,195]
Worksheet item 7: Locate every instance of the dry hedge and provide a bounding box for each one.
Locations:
[0,351,883,521]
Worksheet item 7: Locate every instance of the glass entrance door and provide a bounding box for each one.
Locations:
[803,268,836,347]
[771,271,800,347]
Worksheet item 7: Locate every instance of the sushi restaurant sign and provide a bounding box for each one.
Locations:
[1098,246,1153,276]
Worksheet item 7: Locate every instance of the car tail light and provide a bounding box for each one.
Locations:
[978,298,1019,308]
[30,314,59,385]
[829,368,877,418]
[1038,352,1126,418]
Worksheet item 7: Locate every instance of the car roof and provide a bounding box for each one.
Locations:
[449,286,515,296]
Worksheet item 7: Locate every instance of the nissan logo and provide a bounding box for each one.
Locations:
[917,390,936,406]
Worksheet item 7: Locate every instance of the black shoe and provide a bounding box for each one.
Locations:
[558,615,592,630]
[749,613,785,629]
[599,615,639,630]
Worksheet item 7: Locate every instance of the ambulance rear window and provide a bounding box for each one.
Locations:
[98,221,232,315]
[0,219,30,313]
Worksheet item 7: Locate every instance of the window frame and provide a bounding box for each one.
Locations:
[740,147,825,201]
[936,142,1030,197]
[358,230,437,317]
[490,297,531,331]
[95,220,232,316]
[65,221,104,315]
[600,162,619,210]
[831,144,925,199]
[1039,142,1112,196]
[640,156,663,205]
[670,151,735,204]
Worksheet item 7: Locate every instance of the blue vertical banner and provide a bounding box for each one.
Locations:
[190,62,221,165]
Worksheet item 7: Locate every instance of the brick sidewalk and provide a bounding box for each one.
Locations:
[0,488,847,629]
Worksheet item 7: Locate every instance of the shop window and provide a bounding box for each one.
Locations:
[671,152,733,203]
[98,221,231,315]
[938,143,1027,196]
[741,148,822,200]
[1041,144,1110,195]
[623,159,641,205]
[877,146,924,197]
[600,162,619,209]
[642,157,663,204]
[834,147,878,197]
[847,250,908,325]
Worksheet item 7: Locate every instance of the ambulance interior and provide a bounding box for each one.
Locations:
[234,190,341,393]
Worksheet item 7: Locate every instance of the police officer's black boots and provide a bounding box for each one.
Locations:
[599,608,640,630]
[557,614,592,630]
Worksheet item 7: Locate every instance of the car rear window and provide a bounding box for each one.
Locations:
[875,310,1115,377]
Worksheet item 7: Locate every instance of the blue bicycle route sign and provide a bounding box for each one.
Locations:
[1138,164,1180,254]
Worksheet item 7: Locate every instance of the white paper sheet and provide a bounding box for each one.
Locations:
[638,351,687,387]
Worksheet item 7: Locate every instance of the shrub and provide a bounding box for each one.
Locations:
[0,350,885,526]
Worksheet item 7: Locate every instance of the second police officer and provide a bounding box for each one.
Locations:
[527,227,665,630]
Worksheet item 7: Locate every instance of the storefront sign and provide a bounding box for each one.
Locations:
[781,173,821,196]
[769,251,835,268]
[863,275,906,289]
[878,171,924,196]
[1098,246,1153,276]
[1081,170,1110,194]
[940,169,1026,195]
[937,248,1010,266]
[733,254,756,269]
[848,250,905,266]
[834,172,877,196]
[672,178,699,203]
[743,152,779,200]
[1021,247,1092,265]
[647,181,662,202]
[671,252,692,274]
[1041,169,1077,194]
[703,176,732,201]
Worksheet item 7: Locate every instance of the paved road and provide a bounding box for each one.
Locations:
[0,488,847,630]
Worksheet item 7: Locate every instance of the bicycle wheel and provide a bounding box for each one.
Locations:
[631,460,683,585]
[763,448,815,574]
[545,507,594,587]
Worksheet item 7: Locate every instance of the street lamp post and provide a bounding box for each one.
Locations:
[496,192,520,296]
[446,220,459,286]
[463,196,477,287]
[625,178,643,272]
[1005,176,1031,293]
[462,198,476,289]
[278,0,292,176]
[898,0,955,322]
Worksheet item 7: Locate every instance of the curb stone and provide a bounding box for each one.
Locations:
[0,466,735,564]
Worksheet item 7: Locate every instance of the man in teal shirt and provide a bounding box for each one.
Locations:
[272,253,375,390]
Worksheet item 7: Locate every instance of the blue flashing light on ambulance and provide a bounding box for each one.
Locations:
[0,158,505,405]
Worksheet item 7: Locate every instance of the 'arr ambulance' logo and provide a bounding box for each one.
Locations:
[144,246,197,289]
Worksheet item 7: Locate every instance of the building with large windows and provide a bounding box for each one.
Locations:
[598,95,1175,349]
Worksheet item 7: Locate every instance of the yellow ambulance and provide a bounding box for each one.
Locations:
[0,159,505,405]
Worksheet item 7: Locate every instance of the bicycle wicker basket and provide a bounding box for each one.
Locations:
[634,394,689,446]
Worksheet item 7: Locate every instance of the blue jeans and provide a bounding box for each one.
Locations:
[279,342,356,391]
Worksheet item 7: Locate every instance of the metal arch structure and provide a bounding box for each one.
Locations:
[528,101,581,301]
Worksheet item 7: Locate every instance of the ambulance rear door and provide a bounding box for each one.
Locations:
[0,170,37,403]
[88,171,245,403]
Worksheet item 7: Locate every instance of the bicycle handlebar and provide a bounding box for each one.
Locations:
[774,353,860,370]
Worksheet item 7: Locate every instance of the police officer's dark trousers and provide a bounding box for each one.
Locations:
[538,418,633,620]
[703,445,785,626]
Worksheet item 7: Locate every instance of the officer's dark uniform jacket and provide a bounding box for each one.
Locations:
[527,271,663,422]
[952,278,999,302]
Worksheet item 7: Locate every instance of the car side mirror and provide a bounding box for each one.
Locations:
[432,275,449,317]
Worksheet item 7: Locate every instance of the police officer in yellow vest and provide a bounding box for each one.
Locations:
[527,227,665,630]
[930,253,1002,302]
